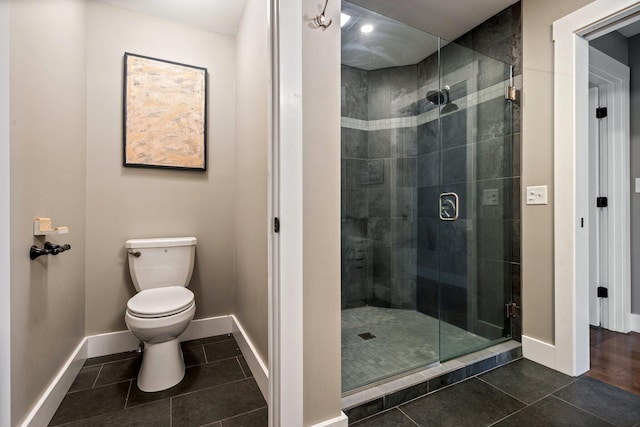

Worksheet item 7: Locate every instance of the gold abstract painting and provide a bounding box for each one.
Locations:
[124,53,207,170]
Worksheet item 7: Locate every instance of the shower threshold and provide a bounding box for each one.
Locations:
[342,340,522,422]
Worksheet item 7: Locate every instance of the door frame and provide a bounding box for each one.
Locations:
[552,0,637,376]
[587,46,631,333]
[0,1,11,425]
[269,0,304,425]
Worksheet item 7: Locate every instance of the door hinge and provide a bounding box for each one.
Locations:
[596,107,608,118]
[597,286,608,298]
[596,196,608,208]
[273,217,280,233]
[506,302,520,319]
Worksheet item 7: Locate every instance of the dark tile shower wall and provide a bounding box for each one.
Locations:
[450,2,522,341]
[341,3,522,341]
[342,65,369,309]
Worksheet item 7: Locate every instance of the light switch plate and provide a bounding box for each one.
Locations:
[526,185,548,205]
[635,178,640,194]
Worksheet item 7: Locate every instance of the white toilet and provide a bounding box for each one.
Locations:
[124,236,197,392]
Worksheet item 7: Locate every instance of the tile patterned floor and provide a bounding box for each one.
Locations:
[49,334,267,427]
[351,359,640,426]
[342,306,490,392]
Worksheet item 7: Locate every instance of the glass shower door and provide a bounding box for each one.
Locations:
[435,41,514,360]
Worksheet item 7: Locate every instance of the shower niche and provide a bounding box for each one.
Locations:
[341,1,519,393]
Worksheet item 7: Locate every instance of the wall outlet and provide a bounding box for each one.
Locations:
[526,185,548,205]
[482,189,499,206]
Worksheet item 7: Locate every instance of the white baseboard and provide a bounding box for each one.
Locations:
[311,412,349,427]
[231,315,269,401]
[21,338,88,427]
[522,335,556,370]
[631,313,640,333]
[87,315,233,358]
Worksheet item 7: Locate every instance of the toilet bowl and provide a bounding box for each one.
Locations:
[124,237,197,392]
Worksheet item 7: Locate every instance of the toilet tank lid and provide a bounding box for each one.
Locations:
[126,237,197,249]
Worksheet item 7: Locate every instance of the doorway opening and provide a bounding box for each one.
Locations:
[552,0,640,388]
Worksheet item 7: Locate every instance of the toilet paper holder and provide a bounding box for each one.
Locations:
[30,241,71,260]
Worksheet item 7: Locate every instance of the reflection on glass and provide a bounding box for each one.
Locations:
[341,1,514,393]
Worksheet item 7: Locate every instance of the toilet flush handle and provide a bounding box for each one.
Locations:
[128,250,141,258]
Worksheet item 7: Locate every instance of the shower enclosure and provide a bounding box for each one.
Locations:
[341,2,518,393]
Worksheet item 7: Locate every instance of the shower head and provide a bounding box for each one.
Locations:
[426,87,448,105]
[426,85,458,113]
[441,101,458,114]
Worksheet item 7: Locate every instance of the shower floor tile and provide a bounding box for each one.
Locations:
[342,306,489,392]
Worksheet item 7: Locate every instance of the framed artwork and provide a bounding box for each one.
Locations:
[123,53,207,171]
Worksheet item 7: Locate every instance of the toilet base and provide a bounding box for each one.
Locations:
[137,338,185,392]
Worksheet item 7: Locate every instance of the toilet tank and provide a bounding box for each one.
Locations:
[126,237,197,292]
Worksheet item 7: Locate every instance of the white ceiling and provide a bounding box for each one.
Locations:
[97,0,518,41]
[96,0,520,69]
[348,0,520,42]
[96,0,248,36]
[342,2,441,71]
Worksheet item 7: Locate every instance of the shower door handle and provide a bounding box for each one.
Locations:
[439,192,459,221]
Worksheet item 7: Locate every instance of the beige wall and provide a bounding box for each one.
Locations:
[9,0,87,424]
[234,0,269,364]
[521,0,595,343]
[85,1,237,334]
[302,0,342,424]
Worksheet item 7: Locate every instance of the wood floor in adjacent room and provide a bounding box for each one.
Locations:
[588,326,640,395]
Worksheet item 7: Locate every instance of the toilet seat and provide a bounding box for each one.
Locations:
[127,286,194,318]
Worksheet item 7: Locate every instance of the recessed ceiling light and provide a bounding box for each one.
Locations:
[341,13,351,27]
[361,24,373,33]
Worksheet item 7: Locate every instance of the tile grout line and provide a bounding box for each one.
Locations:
[91,364,104,389]
[202,345,208,364]
[551,394,620,426]
[475,376,530,406]
[127,377,253,409]
[397,407,421,426]
[169,396,173,427]
[124,379,133,410]
[236,356,247,378]
[216,405,268,424]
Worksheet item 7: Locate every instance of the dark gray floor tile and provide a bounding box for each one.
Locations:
[49,381,130,426]
[182,334,234,347]
[221,407,268,426]
[345,398,384,423]
[95,358,141,387]
[351,408,416,426]
[428,367,466,392]
[68,365,101,393]
[204,340,242,362]
[494,396,613,427]
[466,356,497,376]
[127,357,244,407]
[384,381,428,409]
[171,379,266,426]
[59,399,171,427]
[479,359,574,404]
[238,356,253,378]
[84,351,140,367]
[553,376,640,427]
[181,344,207,367]
[400,378,525,426]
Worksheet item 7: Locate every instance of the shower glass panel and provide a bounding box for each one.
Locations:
[435,42,513,361]
[341,1,513,394]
